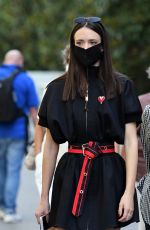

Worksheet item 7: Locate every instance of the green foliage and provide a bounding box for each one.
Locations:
[0,0,149,93]
[0,0,105,69]
[101,0,150,93]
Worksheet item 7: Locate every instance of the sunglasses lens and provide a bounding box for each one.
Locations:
[90,17,101,22]
[74,17,101,24]
[74,17,85,24]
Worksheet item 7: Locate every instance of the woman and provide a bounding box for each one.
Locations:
[35,17,142,230]
[137,105,150,230]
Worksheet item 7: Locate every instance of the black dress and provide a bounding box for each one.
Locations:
[38,66,142,230]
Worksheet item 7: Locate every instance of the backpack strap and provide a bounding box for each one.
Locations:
[8,68,23,80]
[8,68,24,118]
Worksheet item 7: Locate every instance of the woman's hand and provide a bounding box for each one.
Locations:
[118,192,134,222]
[118,122,137,223]
[35,198,50,224]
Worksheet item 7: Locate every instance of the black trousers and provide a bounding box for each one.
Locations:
[145,223,150,230]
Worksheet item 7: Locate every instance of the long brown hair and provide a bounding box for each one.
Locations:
[63,19,121,101]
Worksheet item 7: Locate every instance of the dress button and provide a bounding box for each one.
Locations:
[84,172,87,176]
[80,190,84,194]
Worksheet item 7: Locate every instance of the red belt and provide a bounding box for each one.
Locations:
[68,141,115,217]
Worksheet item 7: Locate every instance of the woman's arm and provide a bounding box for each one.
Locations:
[124,122,138,194]
[34,124,45,156]
[118,122,138,222]
[41,128,59,199]
[35,128,59,223]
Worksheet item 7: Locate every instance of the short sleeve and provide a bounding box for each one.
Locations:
[14,72,39,111]
[26,77,39,108]
[123,79,142,125]
[37,79,75,144]
[38,87,49,128]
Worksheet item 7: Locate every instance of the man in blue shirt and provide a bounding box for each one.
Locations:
[0,49,39,223]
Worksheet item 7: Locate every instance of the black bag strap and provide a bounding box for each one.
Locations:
[8,68,22,80]
[0,68,22,82]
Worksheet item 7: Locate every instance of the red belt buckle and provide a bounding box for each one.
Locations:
[82,143,86,156]
[82,143,92,159]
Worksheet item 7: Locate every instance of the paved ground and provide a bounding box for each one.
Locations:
[0,166,38,230]
[0,144,144,230]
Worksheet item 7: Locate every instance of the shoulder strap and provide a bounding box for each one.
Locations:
[9,68,22,80]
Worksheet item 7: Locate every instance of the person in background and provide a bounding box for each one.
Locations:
[61,44,70,72]
[137,105,150,230]
[35,17,142,230]
[0,49,39,223]
[34,124,45,195]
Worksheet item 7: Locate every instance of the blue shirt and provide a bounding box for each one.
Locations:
[0,64,39,139]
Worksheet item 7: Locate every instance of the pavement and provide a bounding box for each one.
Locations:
[0,166,39,230]
[0,144,145,230]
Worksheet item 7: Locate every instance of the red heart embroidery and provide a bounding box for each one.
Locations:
[98,96,105,104]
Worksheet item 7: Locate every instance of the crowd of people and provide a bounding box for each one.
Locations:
[0,16,149,230]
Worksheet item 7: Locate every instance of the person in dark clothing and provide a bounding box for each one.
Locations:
[35,17,142,230]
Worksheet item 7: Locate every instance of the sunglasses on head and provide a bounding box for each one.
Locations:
[74,17,101,24]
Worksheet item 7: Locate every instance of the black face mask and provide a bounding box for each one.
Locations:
[73,43,104,67]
